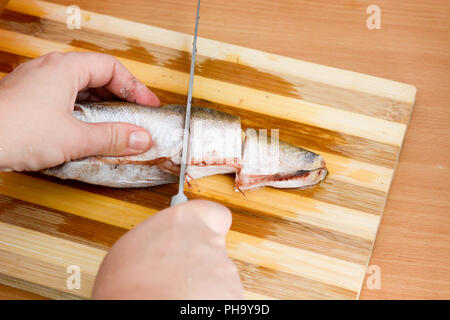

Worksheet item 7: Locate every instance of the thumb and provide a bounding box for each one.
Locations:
[77,121,152,157]
[179,200,232,236]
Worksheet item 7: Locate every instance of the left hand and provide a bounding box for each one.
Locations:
[0,51,161,172]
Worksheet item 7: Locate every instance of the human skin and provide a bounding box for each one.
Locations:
[0,52,243,299]
[93,200,243,299]
[0,51,160,172]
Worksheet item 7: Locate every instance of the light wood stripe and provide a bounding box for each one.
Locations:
[45,168,384,218]
[319,153,392,193]
[187,175,380,240]
[0,53,399,170]
[0,280,49,300]
[194,77,406,147]
[0,249,262,300]
[0,221,364,295]
[0,66,398,186]
[0,270,81,300]
[0,194,127,250]
[234,260,356,300]
[227,231,365,292]
[0,223,100,298]
[0,222,104,276]
[0,248,91,299]
[141,88,400,169]
[0,223,269,300]
[0,56,391,220]
[0,173,366,292]
[288,178,386,216]
[0,189,372,265]
[0,0,417,300]
[0,173,154,230]
[0,172,379,240]
[0,193,363,297]
[6,0,416,105]
[242,291,276,300]
[0,9,412,123]
[0,28,406,146]
[0,59,395,191]
[0,222,318,300]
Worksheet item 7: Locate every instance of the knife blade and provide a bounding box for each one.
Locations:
[170,0,200,206]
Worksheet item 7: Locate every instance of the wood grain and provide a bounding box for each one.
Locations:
[0,28,407,147]
[0,0,414,299]
[0,0,447,300]
[0,282,48,300]
[0,9,413,124]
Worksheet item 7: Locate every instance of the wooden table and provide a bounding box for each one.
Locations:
[1,0,449,299]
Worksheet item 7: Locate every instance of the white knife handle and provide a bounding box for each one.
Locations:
[170,191,188,207]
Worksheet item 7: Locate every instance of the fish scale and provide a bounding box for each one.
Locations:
[44,102,328,191]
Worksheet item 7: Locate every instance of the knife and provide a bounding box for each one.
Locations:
[170,0,201,207]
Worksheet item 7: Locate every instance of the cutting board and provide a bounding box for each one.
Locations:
[0,0,416,300]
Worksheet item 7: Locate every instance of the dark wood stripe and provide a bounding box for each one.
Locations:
[0,51,29,72]
[0,42,398,169]
[148,88,398,169]
[0,282,49,300]
[0,194,127,250]
[0,192,364,298]
[230,211,372,266]
[0,274,78,300]
[289,178,385,215]
[22,174,373,265]
[0,244,356,300]
[234,259,357,300]
[0,9,412,123]
[0,55,391,212]
[0,250,88,299]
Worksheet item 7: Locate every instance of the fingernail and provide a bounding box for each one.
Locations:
[129,130,151,150]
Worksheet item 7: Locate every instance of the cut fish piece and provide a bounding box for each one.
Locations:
[186,107,241,181]
[235,128,327,191]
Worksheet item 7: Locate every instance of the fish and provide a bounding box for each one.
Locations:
[44,102,328,191]
[236,128,328,191]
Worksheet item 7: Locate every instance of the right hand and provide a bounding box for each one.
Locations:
[92,200,244,299]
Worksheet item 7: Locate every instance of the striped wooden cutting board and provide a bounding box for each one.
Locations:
[0,0,416,300]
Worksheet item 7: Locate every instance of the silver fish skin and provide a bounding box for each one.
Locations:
[187,107,241,181]
[44,101,327,190]
[44,102,241,187]
[235,128,327,191]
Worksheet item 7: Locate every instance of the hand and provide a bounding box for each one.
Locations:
[0,52,161,172]
[92,200,244,300]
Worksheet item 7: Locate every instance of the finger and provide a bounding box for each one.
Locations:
[66,52,161,106]
[179,200,232,236]
[75,120,152,157]
[91,87,117,100]
[76,90,102,102]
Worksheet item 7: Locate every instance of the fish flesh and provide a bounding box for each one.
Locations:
[44,102,328,191]
[187,107,242,181]
[236,128,327,191]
